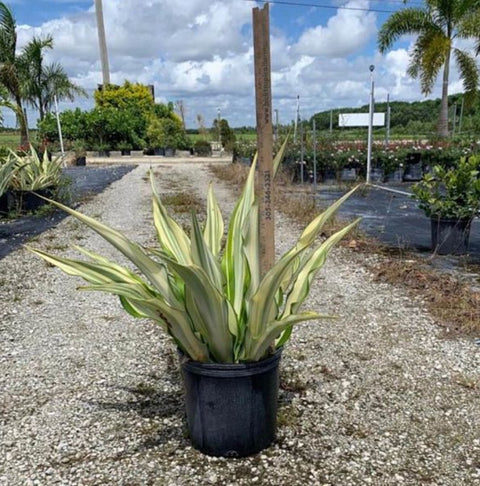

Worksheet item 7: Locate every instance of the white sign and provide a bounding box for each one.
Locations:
[339,113,385,127]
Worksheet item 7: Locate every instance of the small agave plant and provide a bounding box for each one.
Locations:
[10,146,62,191]
[30,142,359,363]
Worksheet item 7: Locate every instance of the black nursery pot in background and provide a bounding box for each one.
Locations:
[11,187,54,213]
[431,217,472,255]
[181,350,282,457]
[0,191,9,215]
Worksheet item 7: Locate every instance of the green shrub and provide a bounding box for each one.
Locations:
[412,155,480,220]
[194,139,212,156]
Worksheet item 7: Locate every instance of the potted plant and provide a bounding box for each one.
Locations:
[28,141,360,457]
[9,147,62,213]
[117,141,133,156]
[194,139,213,157]
[412,156,480,254]
[72,140,87,166]
[95,143,110,157]
[403,150,423,181]
[0,156,18,214]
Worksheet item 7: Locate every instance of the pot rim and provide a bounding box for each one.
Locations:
[430,216,473,224]
[182,348,283,378]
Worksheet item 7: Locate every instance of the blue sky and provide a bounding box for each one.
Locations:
[4,0,469,128]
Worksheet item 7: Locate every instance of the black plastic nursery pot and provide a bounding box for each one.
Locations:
[402,161,423,182]
[75,156,86,166]
[0,191,9,215]
[11,187,55,213]
[431,217,472,255]
[181,350,282,457]
[385,168,404,183]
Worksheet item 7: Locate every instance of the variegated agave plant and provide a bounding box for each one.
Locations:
[10,146,62,191]
[29,144,359,363]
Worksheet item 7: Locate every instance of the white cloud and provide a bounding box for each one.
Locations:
[294,0,376,58]
[6,0,476,129]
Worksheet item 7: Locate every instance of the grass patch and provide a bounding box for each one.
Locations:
[209,162,480,336]
[372,258,480,336]
[162,191,204,214]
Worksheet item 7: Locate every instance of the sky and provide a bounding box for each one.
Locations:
[3,0,473,129]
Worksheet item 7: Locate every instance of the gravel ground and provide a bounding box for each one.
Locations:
[1,162,480,485]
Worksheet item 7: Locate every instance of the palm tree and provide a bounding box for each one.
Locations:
[0,2,28,146]
[21,36,86,121]
[378,0,480,137]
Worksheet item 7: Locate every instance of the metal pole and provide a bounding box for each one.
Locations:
[313,118,317,193]
[217,108,221,146]
[329,109,333,133]
[300,120,304,184]
[366,65,375,184]
[452,102,457,137]
[274,108,279,142]
[385,93,390,147]
[294,95,299,143]
[459,96,464,135]
[94,0,110,86]
[54,95,65,166]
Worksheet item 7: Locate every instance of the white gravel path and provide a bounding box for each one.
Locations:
[1,162,479,485]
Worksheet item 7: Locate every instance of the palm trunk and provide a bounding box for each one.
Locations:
[437,50,451,138]
[15,96,28,147]
[38,95,44,121]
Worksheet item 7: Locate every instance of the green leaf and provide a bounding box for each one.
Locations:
[283,218,361,317]
[150,170,192,265]
[203,182,224,256]
[249,312,329,361]
[164,256,234,362]
[273,134,290,176]
[222,156,257,317]
[190,211,224,291]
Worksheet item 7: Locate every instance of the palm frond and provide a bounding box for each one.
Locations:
[0,2,16,63]
[378,8,434,53]
[454,48,479,106]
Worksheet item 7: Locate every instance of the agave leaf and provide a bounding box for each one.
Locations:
[249,311,329,361]
[242,202,260,301]
[294,185,359,252]
[78,281,157,301]
[222,156,257,316]
[190,212,224,291]
[27,246,149,287]
[119,295,162,320]
[203,182,224,257]
[30,196,179,305]
[283,218,361,317]
[150,170,192,265]
[273,134,290,177]
[277,185,360,293]
[81,282,210,362]
[163,257,233,362]
[74,245,147,280]
[246,243,310,342]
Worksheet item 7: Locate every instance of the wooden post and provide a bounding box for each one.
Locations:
[253,4,274,277]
